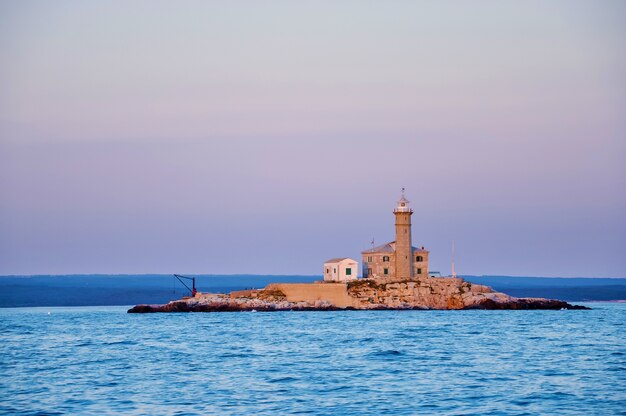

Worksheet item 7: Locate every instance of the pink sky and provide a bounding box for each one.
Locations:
[1,1,624,276]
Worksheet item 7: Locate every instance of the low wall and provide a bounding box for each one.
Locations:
[265,283,354,308]
[428,277,465,285]
[229,289,260,298]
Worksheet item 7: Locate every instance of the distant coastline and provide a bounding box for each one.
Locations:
[1,274,626,308]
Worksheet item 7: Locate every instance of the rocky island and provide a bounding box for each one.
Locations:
[128,275,588,313]
[130,191,588,313]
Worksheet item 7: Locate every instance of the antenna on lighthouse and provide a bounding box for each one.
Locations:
[451,240,457,278]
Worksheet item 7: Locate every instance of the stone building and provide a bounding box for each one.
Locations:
[361,191,429,279]
[323,258,358,282]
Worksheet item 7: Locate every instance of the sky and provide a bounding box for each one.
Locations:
[0,0,625,277]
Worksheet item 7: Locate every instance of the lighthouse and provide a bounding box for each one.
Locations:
[394,188,414,279]
[360,189,428,279]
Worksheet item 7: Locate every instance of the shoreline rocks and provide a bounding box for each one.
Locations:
[128,278,589,313]
[466,297,588,310]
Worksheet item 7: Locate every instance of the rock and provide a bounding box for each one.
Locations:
[467,298,590,310]
[127,304,160,313]
[128,276,590,313]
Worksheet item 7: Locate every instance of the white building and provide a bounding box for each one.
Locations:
[323,258,358,282]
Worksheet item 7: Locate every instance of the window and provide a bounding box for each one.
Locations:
[367,256,372,262]
[384,268,389,275]
[346,268,352,276]
[367,268,372,276]
[333,268,336,273]
[383,256,390,262]
[416,256,423,262]
[417,268,422,274]
[326,268,329,274]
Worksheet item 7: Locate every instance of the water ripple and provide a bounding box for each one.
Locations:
[0,304,625,415]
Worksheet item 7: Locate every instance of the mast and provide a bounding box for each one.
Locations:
[451,240,456,278]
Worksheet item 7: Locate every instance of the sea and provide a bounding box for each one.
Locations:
[1,304,625,415]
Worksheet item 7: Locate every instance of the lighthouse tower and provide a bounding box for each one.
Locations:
[394,188,414,279]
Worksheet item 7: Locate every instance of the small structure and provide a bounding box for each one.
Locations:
[323,258,358,282]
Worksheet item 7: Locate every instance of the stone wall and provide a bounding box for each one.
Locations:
[413,250,429,279]
[362,252,396,279]
[229,289,260,299]
[265,283,354,308]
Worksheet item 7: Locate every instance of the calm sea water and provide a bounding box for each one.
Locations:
[1,304,625,415]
